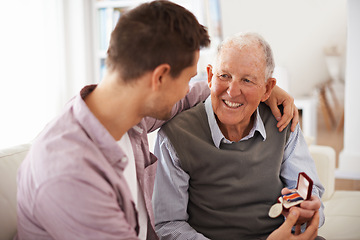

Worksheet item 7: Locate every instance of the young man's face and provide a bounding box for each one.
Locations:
[207,44,272,130]
[151,51,200,120]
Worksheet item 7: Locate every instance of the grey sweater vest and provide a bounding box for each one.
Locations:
[162,102,291,240]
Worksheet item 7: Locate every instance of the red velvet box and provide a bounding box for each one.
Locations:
[282,172,313,209]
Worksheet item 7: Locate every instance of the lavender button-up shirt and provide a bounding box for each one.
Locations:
[15,81,209,240]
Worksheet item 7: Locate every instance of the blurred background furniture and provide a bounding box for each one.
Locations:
[318,45,345,132]
[294,96,318,144]
[316,80,337,131]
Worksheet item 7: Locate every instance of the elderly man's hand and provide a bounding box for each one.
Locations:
[265,85,299,132]
[281,188,321,226]
[267,208,319,240]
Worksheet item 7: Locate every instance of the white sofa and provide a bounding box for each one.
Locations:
[1,143,359,240]
[310,145,360,240]
[0,144,30,240]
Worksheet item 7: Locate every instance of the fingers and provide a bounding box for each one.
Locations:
[267,209,319,240]
[294,196,320,224]
[285,210,319,240]
[266,208,300,240]
[265,86,299,132]
[265,85,297,132]
[276,107,292,132]
[300,196,321,211]
[285,199,319,225]
[301,211,320,240]
[269,103,283,122]
[276,97,295,132]
[281,188,293,195]
[291,106,299,132]
[282,208,300,229]
[295,207,316,223]
[306,210,320,230]
[277,118,290,132]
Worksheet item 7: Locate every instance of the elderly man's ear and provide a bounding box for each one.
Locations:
[261,78,277,102]
[206,64,213,87]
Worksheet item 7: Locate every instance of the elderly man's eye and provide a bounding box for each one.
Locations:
[219,74,230,79]
[243,78,251,83]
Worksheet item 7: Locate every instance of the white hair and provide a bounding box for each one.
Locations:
[217,32,275,81]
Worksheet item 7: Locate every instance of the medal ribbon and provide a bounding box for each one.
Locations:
[282,192,304,202]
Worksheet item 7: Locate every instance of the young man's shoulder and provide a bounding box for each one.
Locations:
[25,109,108,182]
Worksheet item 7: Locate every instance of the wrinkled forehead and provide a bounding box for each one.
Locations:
[214,43,266,71]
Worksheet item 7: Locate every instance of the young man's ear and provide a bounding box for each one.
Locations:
[151,64,171,91]
[206,64,214,88]
[261,78,277,102]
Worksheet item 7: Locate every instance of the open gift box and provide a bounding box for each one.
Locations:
[282,172,313,209]
[269,172,313,218]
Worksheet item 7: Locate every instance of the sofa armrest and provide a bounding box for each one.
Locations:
[308,145,336,202]
[0,144,31,240]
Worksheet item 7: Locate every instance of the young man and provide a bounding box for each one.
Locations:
[16,1,309,239]
[153,32,324,240]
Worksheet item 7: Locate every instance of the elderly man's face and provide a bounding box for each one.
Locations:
[207,44,275,130]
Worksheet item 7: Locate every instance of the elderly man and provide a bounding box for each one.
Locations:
[153,32,324,240]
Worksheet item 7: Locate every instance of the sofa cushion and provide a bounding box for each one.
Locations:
[319,191,360,239]
[0,144,30,240]
[309,145,336,201]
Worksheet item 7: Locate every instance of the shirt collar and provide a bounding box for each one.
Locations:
[204,96,267,148]
[74,85,127,166]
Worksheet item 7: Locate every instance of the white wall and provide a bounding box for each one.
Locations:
[0,0,65,148]
[219,0,347,97]
[0,0,93,149]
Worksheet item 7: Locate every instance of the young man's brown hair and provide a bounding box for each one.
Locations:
[106,0,211,82]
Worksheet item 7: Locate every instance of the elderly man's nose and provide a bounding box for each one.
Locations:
[226,81,241,97]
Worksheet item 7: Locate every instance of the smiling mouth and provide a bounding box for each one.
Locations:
[223,100,243,108]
